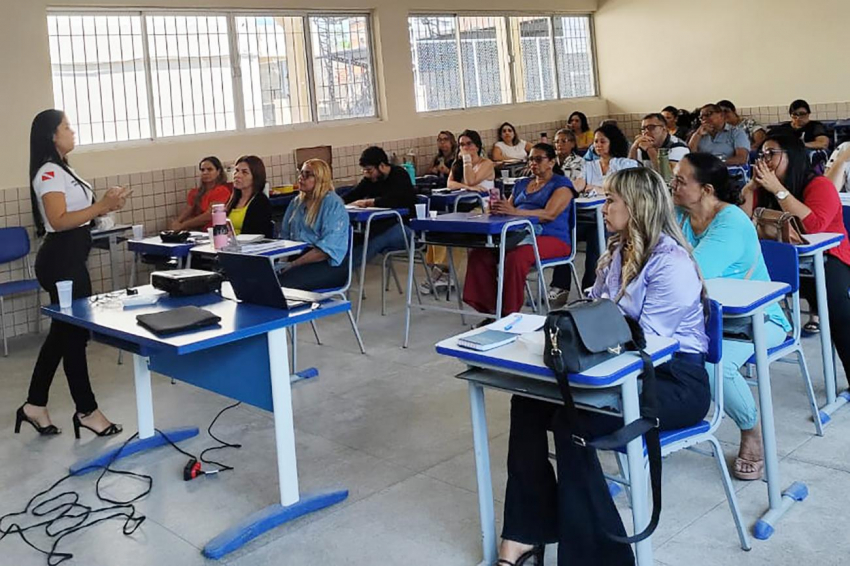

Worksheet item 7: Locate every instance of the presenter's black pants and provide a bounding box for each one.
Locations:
[27,226,98,414]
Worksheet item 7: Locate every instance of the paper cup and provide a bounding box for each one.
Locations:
[56,280,73,309]
[132,224,144,240]
[429,210,438,219]
[415,203,427,220]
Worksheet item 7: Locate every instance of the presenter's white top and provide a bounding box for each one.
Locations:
[33,162,93,232]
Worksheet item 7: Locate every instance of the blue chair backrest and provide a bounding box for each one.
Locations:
[0,227,31,264]
[843,205,850,234]
[705,299,723,365]
[336,185,355,200]
[760,240,800,293]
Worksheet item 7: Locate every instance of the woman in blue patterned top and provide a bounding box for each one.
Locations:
[278,159,350,291]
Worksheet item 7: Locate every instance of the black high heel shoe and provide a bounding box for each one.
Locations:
[73,411,123,439]
[14,405,61,436]
[496,545,544,566]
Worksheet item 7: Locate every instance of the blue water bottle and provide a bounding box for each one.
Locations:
[402,160,416,185]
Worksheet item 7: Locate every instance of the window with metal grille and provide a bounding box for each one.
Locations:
[48,14,151,145]
[409,13,596,112]
[308,15,376,121]
[236,16,311,128]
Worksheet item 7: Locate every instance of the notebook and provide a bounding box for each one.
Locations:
[458,329,518,352]
[136,306,221,336]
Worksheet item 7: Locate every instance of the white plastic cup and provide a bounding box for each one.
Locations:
[429,210,438,219]
[415,203,427,220]
[132,224,144,240]
[56,280,73,309]
[207,227,214,242]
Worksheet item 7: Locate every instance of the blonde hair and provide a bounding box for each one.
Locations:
[596,168,700,301]
[298,159,334,226]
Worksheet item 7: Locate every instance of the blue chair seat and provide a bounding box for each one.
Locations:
[540,256,570,266]
[745,337,796,365]
[614,420,711,454]
[0,279,40,297]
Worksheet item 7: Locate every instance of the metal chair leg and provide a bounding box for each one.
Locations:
[570,263,585,299]
[310,320,322,345]
[1,297,7,357]
[615,452,632,508]
[524,280,538,314]
[708,436,753,550]
[389,261,403,294]
[347,310,366,354]
[797,348,824,436]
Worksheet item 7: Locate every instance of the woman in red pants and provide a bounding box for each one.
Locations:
[463,143,575,318]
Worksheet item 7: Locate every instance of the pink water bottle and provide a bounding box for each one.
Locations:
[211,203,228,250]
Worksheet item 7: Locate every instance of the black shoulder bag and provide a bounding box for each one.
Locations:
[543,298,662,563]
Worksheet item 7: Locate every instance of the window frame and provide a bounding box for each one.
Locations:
[408,11,597,114]
[46,8,379,148]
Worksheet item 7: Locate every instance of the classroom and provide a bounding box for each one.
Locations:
[1,0,850,565]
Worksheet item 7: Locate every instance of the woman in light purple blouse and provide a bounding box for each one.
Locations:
[497,168,711,566]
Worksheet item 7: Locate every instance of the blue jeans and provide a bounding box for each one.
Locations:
[706,320,788,430]
[352,224,411,267]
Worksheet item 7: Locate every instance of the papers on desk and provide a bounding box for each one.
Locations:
[345,205,391,211]
[236,234,265,244]
[486,314,545,334]
[237,239,299,254]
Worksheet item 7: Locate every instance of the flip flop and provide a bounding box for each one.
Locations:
[733,456,764,481]
[802,321,820,335]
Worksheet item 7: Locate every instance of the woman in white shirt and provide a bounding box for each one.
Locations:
[492,122,533,163]
[583,123,641,193]
[825,141,850,192]
[16,110,128,438]
[448,129,496,193]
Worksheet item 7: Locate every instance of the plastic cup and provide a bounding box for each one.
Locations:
[207,227,214,243]
[500,169,510,179]
[56,280,73,309]
[132,224,144,240]
[415,203,427,220]
[429,210,438,219]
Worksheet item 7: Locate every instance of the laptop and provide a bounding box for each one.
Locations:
[217,252,323,310]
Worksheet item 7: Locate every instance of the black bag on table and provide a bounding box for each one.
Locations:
[543,298,662,565]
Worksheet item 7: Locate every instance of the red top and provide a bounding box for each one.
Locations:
[187,184,232,229]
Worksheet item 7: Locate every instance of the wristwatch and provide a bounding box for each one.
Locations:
[775,190,790,201]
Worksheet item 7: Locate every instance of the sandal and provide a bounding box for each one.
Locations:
[733,456,764,481]
[802,321,820,335]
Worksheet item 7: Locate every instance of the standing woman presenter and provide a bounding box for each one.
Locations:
[15,109,128,438]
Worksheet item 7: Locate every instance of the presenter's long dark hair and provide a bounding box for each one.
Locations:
[29,110,90,236]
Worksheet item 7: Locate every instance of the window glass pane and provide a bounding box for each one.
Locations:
[458,16,510,108]
[553,16,596,98]
[236,16,311,128]
[512,16,556,103]
[308,15,376,121]
[146,15,235,137]
[408,16,461,112]
[48,14,151,145]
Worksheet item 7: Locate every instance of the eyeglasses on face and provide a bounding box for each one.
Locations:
[528,155,549,163]
[639,124,664,133]
[437,136,451,142]
[757,148,787,160]
[698,111,716,121]
[790,111,809,118]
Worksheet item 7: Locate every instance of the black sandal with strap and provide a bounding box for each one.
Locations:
[496,545,544,566]
[73,412,123,439]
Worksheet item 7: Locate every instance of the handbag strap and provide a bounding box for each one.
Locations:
[552,351,662,545]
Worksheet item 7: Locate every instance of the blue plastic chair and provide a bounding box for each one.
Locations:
[745,240,822,435]
[842,205,850,234]
[611,300,752,550]
[0,227,42,356]
[525,199,580,310]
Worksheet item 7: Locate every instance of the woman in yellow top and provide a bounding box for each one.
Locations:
[227,155,272,237]
[567,111,594,151]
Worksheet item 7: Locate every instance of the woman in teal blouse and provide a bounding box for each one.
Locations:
[279,159,350,291]
[672,153,791,481]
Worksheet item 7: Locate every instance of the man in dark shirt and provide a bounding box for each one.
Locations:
[344,146,417,266]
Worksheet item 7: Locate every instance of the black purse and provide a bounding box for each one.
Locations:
[543,298,662,562]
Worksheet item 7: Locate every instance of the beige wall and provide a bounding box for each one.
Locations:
[595,0,850,114]
[0,0,602,190]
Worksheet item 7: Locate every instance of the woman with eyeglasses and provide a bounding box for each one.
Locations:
[448,129,496,193]
[428,131,457,177]
[463,143,575,319]
[741,132,850,376]
[492,122,532,163]
[672,153,791,480]
[278,159,350,290]
[771,100,830,150]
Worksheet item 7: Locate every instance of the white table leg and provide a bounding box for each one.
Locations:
[134,354,155,439]
[108,234,120,290]
[812,251,849,422]
[404,229,416,348]
[469,381,497,566]
[268,327,300,506]
[621,374,653,566]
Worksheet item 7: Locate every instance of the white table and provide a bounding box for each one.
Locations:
[706,278,807,540]
[437,327,679,566]
[91,224,132,290]
[795,233,847,423]
[576,195,607,254]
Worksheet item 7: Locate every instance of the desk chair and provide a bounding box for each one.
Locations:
[744,240,822,436]
[383,198,437,315]
[842,205,850,233]
[524,201,580,311]
[0,227,42,356]
[610,300,752,550]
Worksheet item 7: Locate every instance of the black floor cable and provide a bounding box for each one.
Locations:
[0,402,243,565]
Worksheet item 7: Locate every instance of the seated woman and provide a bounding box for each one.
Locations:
[553,128,586,191]
[228,155,273,238]
[771,99,830,150]
[673,153,792,480]
[497,168,710,566]
[492,122,532,163]
[567,111,594,151]
[741,132,850,388]
[428,131,457,177]
[583,123,640,194]
[463,143,575,318]
[825,141,850,192]
[278,159,350,291]
[448,129,496,193]
[170,156,231,231]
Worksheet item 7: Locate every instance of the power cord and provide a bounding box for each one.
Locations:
[0,402,244,565]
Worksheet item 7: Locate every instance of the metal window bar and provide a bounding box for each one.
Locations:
[408,16,462,112]
[553,15,596,99]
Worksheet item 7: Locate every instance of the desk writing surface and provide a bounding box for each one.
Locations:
[190,240,308,257]
[41,285,349,356]
[436,331,678,387]
[128,235,199,257]
[705,278,790,315]
[345,207,408,222]
[411,212,538,235]
[576,196,606,208]
[794,232,844,255]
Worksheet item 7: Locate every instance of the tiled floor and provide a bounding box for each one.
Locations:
[1,261,849,566]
